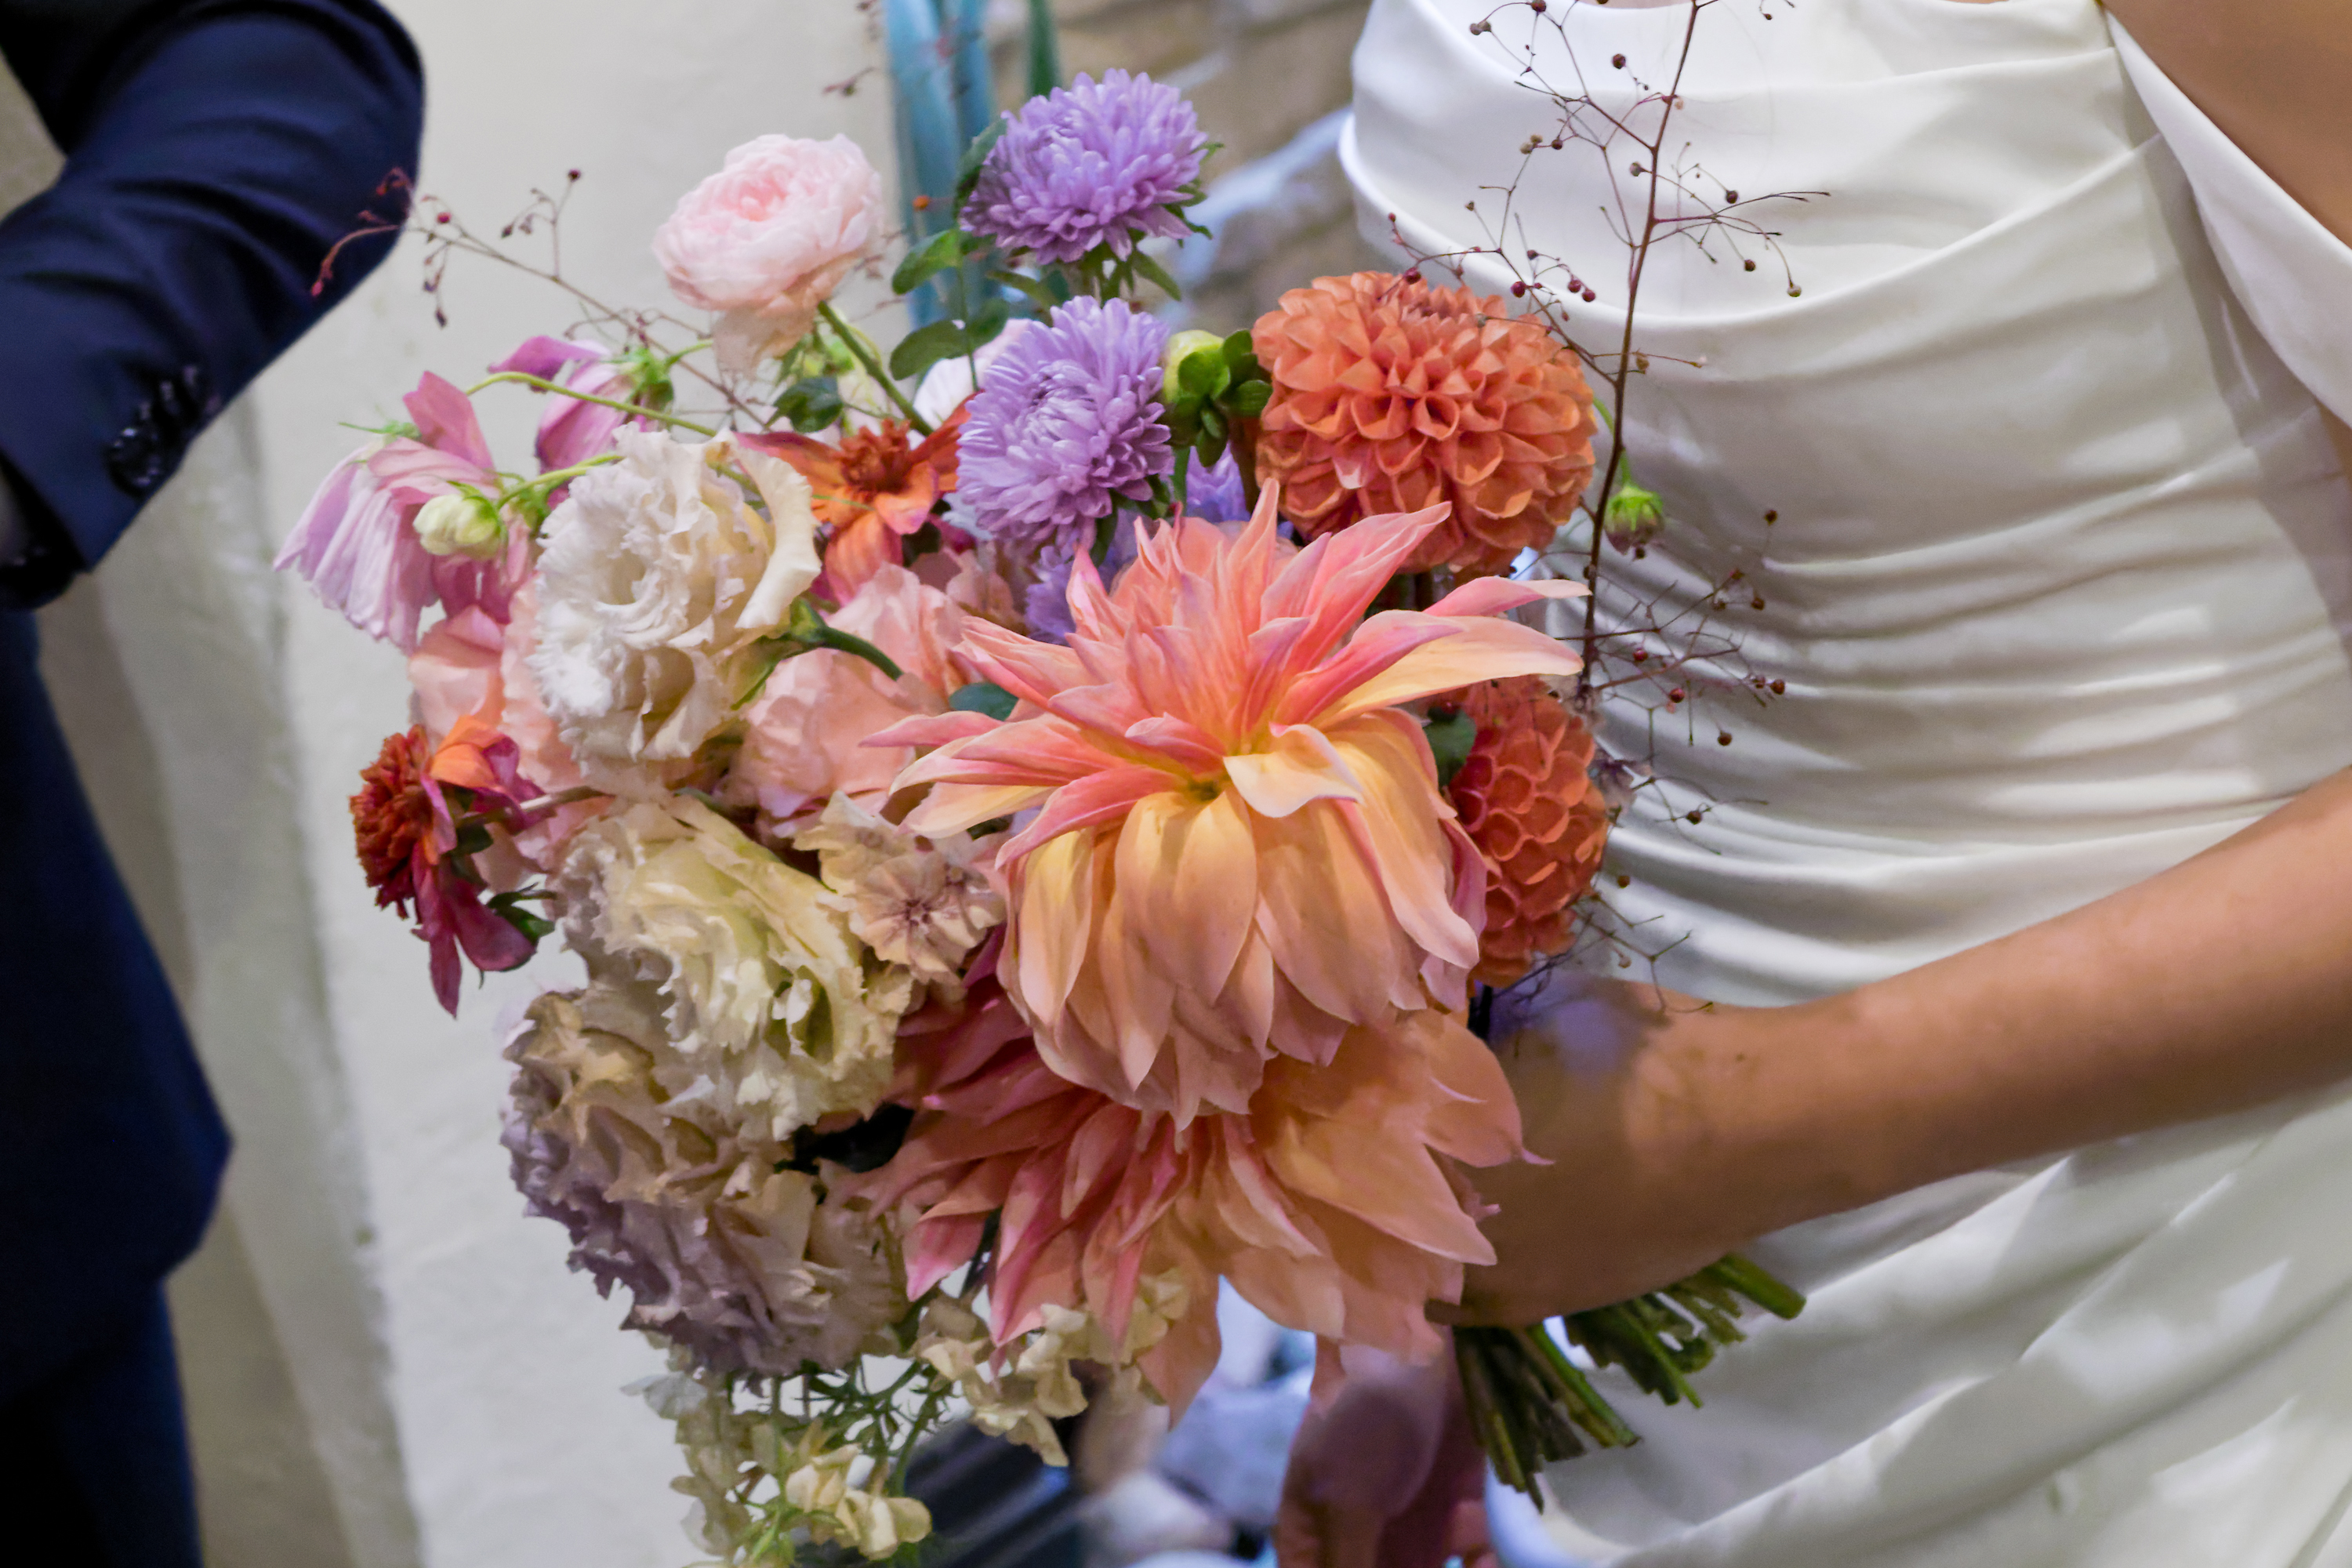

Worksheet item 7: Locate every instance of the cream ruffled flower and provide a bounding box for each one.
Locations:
[794,795,1002,1004]
[531,426,821,768]
[505,979,907,1376]
[554,797,912,1138]
[911,1273,1188,1465]
[776,1429,933,1560]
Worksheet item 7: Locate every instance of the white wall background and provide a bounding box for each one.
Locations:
[46,5,908,1567]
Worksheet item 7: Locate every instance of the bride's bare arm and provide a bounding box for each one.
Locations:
[2105,0,2352,245]
[1456,766,2352,1324]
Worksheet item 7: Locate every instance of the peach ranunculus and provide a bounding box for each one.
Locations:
[652,134,886,377]
[853,1005,1525,1415]
[724,564,971,831]
[745,406,967,604]
[879,492,1584,1123]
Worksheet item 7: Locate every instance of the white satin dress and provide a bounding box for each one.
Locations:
[1345,0,2352,1563]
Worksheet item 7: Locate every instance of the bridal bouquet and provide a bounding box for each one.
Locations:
[284,49,1793,1564]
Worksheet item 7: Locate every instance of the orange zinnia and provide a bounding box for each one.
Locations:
[876,492,1584,1123]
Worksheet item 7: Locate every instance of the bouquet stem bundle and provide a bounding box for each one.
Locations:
[1458,1254,1806,1501]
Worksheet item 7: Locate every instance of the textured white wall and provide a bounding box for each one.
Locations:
[245,5,903,1566]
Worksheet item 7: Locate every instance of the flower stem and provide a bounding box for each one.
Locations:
[817,301,933,435]
[1461,1252,1808,1497]
[466,371,717,437]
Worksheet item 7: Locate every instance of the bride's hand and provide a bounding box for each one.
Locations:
[1442,971,1832,1326]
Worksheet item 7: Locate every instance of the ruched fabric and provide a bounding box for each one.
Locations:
[1345,0,2352,1562]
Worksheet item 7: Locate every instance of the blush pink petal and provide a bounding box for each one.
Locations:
[851,1011,1525,1413]
[1424,575,1587,618]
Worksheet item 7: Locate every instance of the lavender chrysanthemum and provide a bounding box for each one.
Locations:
[965,70,1207,265]
[958,296,1174,549]
[1185,451,1249,522]
[1023,518,1142,644]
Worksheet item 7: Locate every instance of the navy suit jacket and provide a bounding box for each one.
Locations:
[0,0,420,1399]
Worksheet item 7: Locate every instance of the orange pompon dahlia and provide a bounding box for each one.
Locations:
[873,492,1584,1123]
[746,405,965,601]
[852,1007,1525,1417]
[1446,677,1610,987]
[1252,273,1598,577]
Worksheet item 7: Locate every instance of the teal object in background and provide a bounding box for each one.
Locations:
[884,0,1061,325]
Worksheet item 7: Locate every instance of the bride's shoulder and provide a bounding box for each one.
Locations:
[2107,0,2352,246]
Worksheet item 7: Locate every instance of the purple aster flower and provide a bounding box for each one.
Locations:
[956,296,1174,549]
[965,70,1207,265]
[1024,517,1142,644]
[1185,451,1250,522]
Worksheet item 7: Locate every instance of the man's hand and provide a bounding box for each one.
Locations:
[1273,1345,1496,1568]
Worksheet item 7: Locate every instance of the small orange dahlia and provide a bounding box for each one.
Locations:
[1445,677,1610,986]
[1251,273,1598,577]
[746,405,965,601]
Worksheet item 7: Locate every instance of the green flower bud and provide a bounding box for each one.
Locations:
[1602,479,1666,548]
[413,492,506,559]
[1161,329,1229,407]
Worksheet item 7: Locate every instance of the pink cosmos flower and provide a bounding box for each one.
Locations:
[491,335,651,477]
[277,372,523,649]
[878,494,1584,1122]
[855,1000,1525,1415]
[276,441,435,649]
[652,134,885,376]
[726,564,971,829]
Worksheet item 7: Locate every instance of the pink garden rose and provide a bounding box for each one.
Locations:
[652,134,885,376]
[724,564,969,829]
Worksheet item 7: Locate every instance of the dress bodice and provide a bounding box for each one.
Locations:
[1346,3,2352,1564]
[1352,0,2352,1003]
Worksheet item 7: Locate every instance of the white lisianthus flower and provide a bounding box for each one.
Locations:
[794,795,1003,1004]
[554,798,913,1138]
[531,426,820,765]
[505,978,908,1377]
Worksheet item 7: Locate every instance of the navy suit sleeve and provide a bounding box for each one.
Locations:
[0,0,423,609]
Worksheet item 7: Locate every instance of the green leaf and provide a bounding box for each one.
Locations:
[967,296,1012,349]
[737,603,906,707]
[802,622,904,682]
[1228,378,1272,419]
[1127,246,1184,302]
[953,118,1007,215]
[1193,426,1228,468]
[774,376,844,434]
[891,226,978,296]
[1024,0,1062,99]
[888,318,978,382]
[1198,405,1227,445]
[988,269,1062,310]
[1425,709,1479,789]
[949,681,1018,721]
[1221,328,1257,365]
[486,891,556,945]
[1176,347,1228,401]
